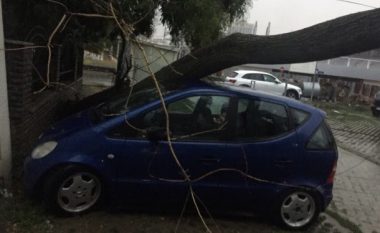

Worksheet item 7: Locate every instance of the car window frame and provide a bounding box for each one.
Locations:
[230,95,295,143]
[263,74,277,83]
[106,93,235,142]
[289,107,311,129]
[305,120,336,151]
[242,73,264,81]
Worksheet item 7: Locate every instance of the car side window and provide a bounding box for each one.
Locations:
[306,121,335,150]
[263,74,276,83]
[168,95,230,140]
[108,95,230,141]
[242,73,264,81]
[236,98,290,140]
[291,108,310,127]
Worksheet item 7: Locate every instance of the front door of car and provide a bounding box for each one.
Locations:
[105,117,161,208]
[263,74,285,95]
[106,94,250,209]
[234,98,301,210]
[147,94,250,209]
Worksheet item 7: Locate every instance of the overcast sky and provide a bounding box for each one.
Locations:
[248,0,380,35]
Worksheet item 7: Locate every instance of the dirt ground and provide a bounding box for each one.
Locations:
[0,193,360,233]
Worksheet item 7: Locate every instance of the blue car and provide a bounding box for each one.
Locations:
[24,82,338,230]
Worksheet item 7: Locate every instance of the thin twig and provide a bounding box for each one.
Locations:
[46,14,68,86]
[47,0,68,11]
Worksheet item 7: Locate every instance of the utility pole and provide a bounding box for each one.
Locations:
[0,0,12,187]
[311,64,318,102]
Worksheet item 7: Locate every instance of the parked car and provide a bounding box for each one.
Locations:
[225,70,303,99]
[371,91,380,117]
[24,81,337,230]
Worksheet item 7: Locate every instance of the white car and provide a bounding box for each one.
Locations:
[225,70,302,99]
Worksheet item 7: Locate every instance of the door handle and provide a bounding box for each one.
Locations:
[199,157,220,164]
[274,159,293,167]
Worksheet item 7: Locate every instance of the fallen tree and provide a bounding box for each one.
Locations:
[68,7,380,114]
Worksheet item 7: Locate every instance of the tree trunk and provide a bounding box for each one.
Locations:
[69,8,380,114]
[135,8,380,91]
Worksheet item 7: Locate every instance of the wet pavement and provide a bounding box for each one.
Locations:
[328,119,380,165]
[320,118,380,233]
[330,148,380,233]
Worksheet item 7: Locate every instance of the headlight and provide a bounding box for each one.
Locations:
[31,141,58,159]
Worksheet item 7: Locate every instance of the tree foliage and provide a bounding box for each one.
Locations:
[3,0,249,49]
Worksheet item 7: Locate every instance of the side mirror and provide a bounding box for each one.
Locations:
[146,127,168,141]
[275,80,282,84]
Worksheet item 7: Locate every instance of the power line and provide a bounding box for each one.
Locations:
[336,0,377,9]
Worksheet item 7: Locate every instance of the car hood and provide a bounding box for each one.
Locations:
[285,83,301,90]
[40,110,93,141]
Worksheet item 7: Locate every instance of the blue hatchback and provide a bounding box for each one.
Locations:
[24,82,338,229]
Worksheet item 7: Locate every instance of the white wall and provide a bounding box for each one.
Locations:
[0,0,12,186]
[130,41,180,84]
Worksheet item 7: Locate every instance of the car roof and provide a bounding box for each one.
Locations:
[176,80,322,115]
[234,70,272,75]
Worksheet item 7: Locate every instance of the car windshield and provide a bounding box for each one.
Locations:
[94,87,170,118]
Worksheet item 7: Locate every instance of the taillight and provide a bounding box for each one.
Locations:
[227,79,236,84]
[327,161,337,184]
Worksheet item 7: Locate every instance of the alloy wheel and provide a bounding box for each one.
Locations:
[57,172,101,213]
[280,191,316,228]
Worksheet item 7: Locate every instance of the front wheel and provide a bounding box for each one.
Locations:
[286,90,299,99]
[275,190,320,230]
[43,165,102,215]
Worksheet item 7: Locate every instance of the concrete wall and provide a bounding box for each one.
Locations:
[4,40,82,173]
[130,41,182,84]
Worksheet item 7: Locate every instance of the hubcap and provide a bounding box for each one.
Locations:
[281,192,315,228]
[57,172,101,213]
[287,92,297,99]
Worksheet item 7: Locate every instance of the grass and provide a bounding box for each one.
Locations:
[305,100,380,126]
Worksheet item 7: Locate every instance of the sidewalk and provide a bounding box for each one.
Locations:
[330,148,380,233]
[328,118,380,165]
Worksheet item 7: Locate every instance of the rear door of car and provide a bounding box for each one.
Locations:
[241,73,266,90]
[232,97,302,210]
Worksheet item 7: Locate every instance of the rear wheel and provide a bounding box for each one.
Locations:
[275,190,320,230]
[43,165,102,215]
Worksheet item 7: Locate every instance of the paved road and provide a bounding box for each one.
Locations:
[330,148,380,233]
[328,119,380,165]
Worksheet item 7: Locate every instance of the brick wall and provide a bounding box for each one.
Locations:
[5,40,81,170]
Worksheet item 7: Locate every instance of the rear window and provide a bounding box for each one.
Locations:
[307,121,335,150]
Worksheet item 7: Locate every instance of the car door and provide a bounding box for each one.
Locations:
[104,111,162,207]
[234,97,301,211]
[147,94,251,209]
[263,74,284,95]
[241,73,265,90]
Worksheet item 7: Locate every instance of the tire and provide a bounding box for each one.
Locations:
[286,90,299,99]
[274,189,320,230]
[42,165,103,215]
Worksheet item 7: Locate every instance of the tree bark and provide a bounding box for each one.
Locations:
[135,8,380,91]
[68,8,380,115]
